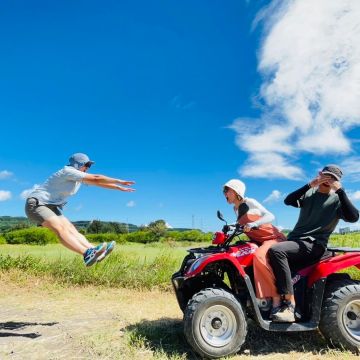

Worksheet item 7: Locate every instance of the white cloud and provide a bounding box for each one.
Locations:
[233,0,360,179]
[126,200,136,207]
[20,184,40,200]
[165,222,173,229]
[0,170,13,180]
[349,191,360,202]
[264,190,284,203]
[240,153,304,179]
[341,157,360,182]
[0,190,12,201]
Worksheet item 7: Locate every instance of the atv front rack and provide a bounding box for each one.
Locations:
[188,246,226,254]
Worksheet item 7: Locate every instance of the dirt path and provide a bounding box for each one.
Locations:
[0,273,185,360]
[0,274,358,360]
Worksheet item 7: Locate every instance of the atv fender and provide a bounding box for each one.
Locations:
[185,253,247,278]
[184,243,258,279]
[308,252,360,287]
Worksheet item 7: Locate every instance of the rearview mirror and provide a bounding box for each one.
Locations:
[217,210,226,223]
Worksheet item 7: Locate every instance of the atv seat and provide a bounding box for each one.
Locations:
[291,246,360,274]
[326,246,360,255]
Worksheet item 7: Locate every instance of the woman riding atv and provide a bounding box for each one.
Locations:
[223,179,285,318]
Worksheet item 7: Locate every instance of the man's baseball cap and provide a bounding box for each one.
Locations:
[322,164,343,181]
[68,153,95,169]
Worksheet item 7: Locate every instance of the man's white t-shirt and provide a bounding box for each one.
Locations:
[29,166,86,206]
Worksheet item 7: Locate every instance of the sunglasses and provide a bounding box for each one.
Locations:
[223,187,230,194]
[84,162,92,169]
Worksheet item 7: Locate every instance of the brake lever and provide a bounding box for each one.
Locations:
[223,224,244,248]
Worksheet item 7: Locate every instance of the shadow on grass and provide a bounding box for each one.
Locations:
[124,317,199,359]
[124,318,334,358]
[243,320,330,356]
[0,321,58,339]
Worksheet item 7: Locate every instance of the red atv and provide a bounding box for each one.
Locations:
[172,211,360,359]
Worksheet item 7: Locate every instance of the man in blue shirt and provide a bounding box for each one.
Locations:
[25,153,135,266]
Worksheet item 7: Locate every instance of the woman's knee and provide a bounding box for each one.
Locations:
[253,251,266,263]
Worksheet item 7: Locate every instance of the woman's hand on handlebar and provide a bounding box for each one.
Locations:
[243,224,251,233]
[243,222,258,233]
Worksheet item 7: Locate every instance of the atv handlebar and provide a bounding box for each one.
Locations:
[221,223,258,248]
[222,223,244,247]
[222,223,243,234]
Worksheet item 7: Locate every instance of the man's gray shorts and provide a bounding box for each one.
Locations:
[25,197,63,225]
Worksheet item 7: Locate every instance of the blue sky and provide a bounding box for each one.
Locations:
[0,0,360,231]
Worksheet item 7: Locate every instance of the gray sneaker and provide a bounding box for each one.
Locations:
[272,303,296,323]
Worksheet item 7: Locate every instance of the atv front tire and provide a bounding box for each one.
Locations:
[184,288,247,359]
[319,279,360,353]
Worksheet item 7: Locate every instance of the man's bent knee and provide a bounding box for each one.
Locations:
[268,246,286,260]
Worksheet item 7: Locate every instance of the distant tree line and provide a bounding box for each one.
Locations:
[0,216,137,234]
[0,217,211,245]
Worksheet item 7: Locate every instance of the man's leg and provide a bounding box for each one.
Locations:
[269,240,325,297]
[268,240,325,322]
[58,217,116,263]
[268,241,302,299]
[42,216,89,255]
[58,216,93,249]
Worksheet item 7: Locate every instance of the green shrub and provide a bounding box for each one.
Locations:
[4,227,58,245]
[125,231,157,243]
[176,230,212,242]
[0,235,6,245]
[86,233,126,244]
[163,231,183,241]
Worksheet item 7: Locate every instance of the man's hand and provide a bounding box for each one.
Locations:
[329,180,342,191]
[118,186,136,192]
[118,180,135,186]
[309,172,333,187]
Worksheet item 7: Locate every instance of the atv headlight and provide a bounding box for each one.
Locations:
[186,255,210,274]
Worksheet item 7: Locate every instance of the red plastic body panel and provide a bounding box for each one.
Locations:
[185,242,258,278]
[212,232,227,245]
[307,252,360,287]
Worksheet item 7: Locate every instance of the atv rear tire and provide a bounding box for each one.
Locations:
[184,288,247,359]
[319,279,360,353]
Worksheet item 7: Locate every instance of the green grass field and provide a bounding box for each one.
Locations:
[1,235,360,359]
[0,241,200,290]
[1,233,360,289]
[0,242,194,262]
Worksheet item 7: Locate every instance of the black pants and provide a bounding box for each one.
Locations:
[268,239,326,295]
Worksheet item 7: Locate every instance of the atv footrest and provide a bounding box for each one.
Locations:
[267,321,318,332]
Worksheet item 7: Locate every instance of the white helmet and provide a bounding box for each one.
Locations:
[223,179,246,198]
